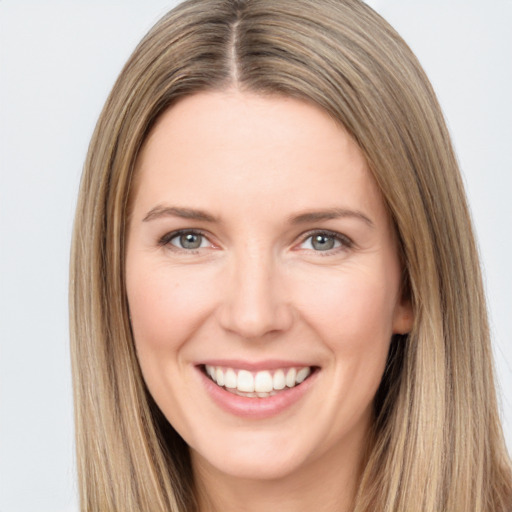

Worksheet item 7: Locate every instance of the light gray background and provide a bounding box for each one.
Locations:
[1,1,510,511]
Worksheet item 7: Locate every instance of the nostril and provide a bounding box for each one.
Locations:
[216,262,294,339]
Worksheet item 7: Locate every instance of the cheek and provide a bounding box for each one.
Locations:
[125,259,220,431]
[297,265,399,422]
[295,264,400,351]
[126,260,216,358]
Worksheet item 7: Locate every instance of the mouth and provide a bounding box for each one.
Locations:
[201,364,317,398]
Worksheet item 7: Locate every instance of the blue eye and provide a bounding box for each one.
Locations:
[164,231,210,250]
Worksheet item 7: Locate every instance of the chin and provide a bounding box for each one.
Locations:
[193,446,307,482]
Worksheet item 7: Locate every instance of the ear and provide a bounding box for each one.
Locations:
[392,297,414,335]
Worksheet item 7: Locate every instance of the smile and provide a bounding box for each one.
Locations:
[198,363,319,419]
[204,365,313,397]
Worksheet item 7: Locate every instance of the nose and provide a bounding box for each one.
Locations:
[217,250,293,340]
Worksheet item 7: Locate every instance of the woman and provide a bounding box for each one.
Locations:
[70,0,512,510]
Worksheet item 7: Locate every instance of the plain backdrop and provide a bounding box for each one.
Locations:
[0,1,511,511]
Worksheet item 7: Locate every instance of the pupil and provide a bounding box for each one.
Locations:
[312,234,334,251]
[180,233,201,249]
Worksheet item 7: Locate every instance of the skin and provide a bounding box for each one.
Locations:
[126,90,413,512]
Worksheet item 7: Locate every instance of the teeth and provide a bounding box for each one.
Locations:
[224,368,237,389]
[296,367,310,384]
[285,368,297,387]
[254,371,273,393]
[237,370,254,392]
[205,365,312,394]
[215,368,225,387]
[273,370,286,390]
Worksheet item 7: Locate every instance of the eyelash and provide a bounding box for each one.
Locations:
[158,229,354,254]
[158,229,211,253]
[298,229,354,254]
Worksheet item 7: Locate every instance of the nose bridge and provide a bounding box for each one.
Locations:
[218,244,292,339]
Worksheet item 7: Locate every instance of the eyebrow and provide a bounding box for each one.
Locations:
[142,204,374,227]
[143,205,218,223]
[288,208,374,227]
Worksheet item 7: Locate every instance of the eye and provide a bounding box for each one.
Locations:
[160,230,211,251]
[299,231,351,252]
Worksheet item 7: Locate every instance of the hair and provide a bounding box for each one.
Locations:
[70,0,512,510]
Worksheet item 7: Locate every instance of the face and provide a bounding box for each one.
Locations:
[126,91,412,483]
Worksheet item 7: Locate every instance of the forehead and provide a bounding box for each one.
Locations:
[132,90,386,224]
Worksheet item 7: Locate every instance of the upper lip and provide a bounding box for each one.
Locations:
[196,359,316,371]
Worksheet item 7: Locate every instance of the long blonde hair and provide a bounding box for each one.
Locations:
[70,0,512,510]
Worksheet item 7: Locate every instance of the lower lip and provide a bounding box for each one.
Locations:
[197,367,318,419]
